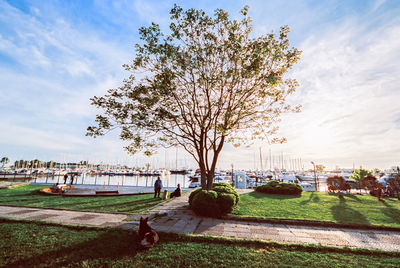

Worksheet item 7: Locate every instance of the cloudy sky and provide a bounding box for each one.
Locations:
[1,0,399,170]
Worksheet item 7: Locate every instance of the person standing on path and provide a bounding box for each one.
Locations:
[154,176,162,198]
[63,174,68,184]
[70,174,74,185]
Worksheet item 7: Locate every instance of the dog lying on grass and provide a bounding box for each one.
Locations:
[137,216,159,249]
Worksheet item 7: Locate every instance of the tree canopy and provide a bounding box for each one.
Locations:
[87,5,302,189]
[0,157,9,168]
[350,169,372,183]
[326,175,349,193]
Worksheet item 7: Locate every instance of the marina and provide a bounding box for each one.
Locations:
[0,173,191,189]
[1,165,398,193]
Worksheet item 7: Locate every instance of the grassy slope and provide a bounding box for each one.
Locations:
[0,185,162,214]
[1,219,399,268]
[231,191,400,227]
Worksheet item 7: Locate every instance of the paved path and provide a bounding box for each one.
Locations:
[0,206,127,227]
[1,189,400,252]
[139,191,400,252]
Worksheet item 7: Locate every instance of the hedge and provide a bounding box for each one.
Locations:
[256,180,303,195]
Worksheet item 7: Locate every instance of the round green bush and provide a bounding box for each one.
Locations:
[212,185,239,205]
[266,180,280,187]
[189,188,203,207]
[212,182,232,188]
[191,190,219,217]
[217,193,236,214]
[256,180,302,195]
[189,182,240,216]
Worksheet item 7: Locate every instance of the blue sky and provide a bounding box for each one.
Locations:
[1,0,399,170]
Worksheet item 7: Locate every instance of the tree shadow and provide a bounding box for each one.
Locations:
[380,200,400,225]
[6,228,142,267]
[330,195,370,226]
[343,194,361,201]
[327,192,361,202]
[299,192,314,205]
[247,191,301,200]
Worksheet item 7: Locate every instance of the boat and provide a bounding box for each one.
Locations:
[170,169,191,174]
[188,181,201,188]
[214,175,232,184]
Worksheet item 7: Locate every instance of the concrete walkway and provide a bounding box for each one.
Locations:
[1,189,400,252]
[0,206,127,227]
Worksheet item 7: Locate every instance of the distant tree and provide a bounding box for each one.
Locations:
[315,165,325,173]
[350,169,372,194]
[14,160,18,168]
[0,157,9,168]
[326,175,349,193]
[386,174,400,200]
[87,5,302,190]
[361,174,382,200]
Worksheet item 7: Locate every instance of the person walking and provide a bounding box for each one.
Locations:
[63,173,68,184]
[70,174,74,185]
[154,176,162,198]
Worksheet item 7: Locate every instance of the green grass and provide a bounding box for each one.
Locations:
[231,191,400,227]
[0,185,162,214]
[1,219,399,268]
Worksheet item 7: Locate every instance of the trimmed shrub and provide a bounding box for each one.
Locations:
[189,188,202,207]
[189,182,240,216]
[212,182,232,188]
[191,190,219,217]
[212,185,239,205]
[217,193,236,214]
[256,180,302,196]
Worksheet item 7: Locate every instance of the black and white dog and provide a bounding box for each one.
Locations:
[137,217,159,249]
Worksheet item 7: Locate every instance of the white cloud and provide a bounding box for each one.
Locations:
[273,17,400,169]
[1,0,399,171]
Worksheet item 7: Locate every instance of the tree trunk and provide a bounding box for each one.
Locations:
[206,170,214,190]
[199,161,207,190]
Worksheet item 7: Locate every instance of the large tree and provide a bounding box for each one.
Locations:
[87,5,301,190]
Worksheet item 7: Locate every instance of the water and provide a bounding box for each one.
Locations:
[30,174,191,188]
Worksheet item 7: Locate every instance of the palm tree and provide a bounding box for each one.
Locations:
[1,157,10,168]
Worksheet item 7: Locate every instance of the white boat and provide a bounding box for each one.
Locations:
[214,175,232,184]
[188,181,201,188]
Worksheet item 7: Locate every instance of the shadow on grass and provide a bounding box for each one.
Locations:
[78,197,161,210]
[247,191,301,200]
[0,187,159,207]
[312,194,320,202]
[381,200,400,225]
[331,195,370,225]
[6,228,141,267]
[344,194,362,201]
[4,221,399,267]
[327,192,361,202]
[299,192,314,205]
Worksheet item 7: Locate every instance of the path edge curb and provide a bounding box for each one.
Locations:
[221,215,400,232]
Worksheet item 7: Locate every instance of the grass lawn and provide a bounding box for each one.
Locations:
[1,219,399,267]
[231,191,400,228]
[0,185,162,214]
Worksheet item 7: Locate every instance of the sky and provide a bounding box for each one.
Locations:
[0,0,399,171]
